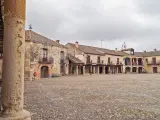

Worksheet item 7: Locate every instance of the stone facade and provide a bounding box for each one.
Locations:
[66,42,160,75]
[24,30,69,80]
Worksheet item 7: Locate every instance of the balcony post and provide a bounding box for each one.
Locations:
[0,0,31,119]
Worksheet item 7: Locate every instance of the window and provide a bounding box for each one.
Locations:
[86,55,91,63]
[97,56,100,63]
[117,58,119,64]
[108,57,111,64]
[152,57,156,65]
[42,48,48,59]
[60,51,65,60]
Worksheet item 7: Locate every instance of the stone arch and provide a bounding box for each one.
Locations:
[138,58,143,65]
[125,67,131,73]
[132,67,137,73]
[125,57,131,65]
[41,66,49,78]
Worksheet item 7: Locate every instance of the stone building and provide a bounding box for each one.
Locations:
[134,49,160,73]
[66,42,127,75]
[25,30,69,80]
[122,48,144,73]
[66,42,160,75]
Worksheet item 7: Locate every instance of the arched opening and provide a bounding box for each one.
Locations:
[125,67,131,73]
[41,66,49,78]
[138,67,143,73]
[118,66,122,73]
[105,66,109,74]
[153,67,158,73]
[99,66,103,74]
[138,58,143,65]
[125,57,131,65]
[132,67,137,73]
[132,58,137,65]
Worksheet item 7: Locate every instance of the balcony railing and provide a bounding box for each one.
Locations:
[86,60,92,64]
[39,57,54,64]
[147,61,160,65]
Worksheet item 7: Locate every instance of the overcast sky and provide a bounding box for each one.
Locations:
[26,0,160,52]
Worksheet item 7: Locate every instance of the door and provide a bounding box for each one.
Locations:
[153,67,158,73]
[41,66,49,78]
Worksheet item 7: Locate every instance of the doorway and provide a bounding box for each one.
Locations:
[132,67,137,73]
[125,67,131,73]
[41,66,49,78]
[138,67,143,73]
[153,67,158,73]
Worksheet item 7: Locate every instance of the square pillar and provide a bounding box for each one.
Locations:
[90,66,93,74]
[103,66,105,74]
[97,66,100,74]
[64,64,69,75]
[108,66,110,74]
[0,0,31,119]
[83,66,85,75]
[93,66,96,74]
[76,66,79,75]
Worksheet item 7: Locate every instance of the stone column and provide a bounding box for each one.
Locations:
[70,65,73,74]
[93,66,95,74]
[97,66,100,74]
[103,66,105,74]
[64,64,69,75]
[0,0,31,119]
[76,66,78,75]
[90,66,93,74]
[121,66,123,73]
[83,66,85,75]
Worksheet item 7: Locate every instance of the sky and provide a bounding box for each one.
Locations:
[26,0,160,52]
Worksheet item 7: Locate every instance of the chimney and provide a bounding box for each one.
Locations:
[115,48,118,52]
[154,49,157,52]
[56,40,60,43]
[75,41,79,48]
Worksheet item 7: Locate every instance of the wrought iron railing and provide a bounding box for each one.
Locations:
[39,57,54,64]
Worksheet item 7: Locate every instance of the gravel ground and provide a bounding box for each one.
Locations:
[24,74,160,120]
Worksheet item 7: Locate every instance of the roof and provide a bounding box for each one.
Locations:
[67,43,128,56]
[122,48,134,51]
[135,51,160,57]
[25,30,66,48]
[93,47,129,56]
[68,55,84,64]
[68,43,104,55]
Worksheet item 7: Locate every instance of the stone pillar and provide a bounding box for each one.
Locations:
[64,64,69,75]
[0,0,31,119]
[93,67,95,74]
[83,66,85,75]
[90,66,93,74]
[76,66,78,75]
[103,66,105,74]
[121,66,123,73]
[97,66,100,74]
[70,65,73,74]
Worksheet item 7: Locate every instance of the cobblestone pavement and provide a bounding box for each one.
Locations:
[24,74,160,120]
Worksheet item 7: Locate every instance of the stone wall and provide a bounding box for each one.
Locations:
[25,41,68,80]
